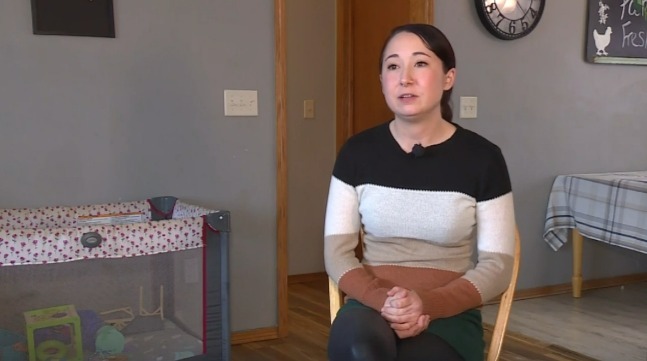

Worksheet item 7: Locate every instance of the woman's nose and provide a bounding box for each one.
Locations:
[399,70,413,86]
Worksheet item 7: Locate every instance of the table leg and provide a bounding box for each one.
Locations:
[572,228,583,298]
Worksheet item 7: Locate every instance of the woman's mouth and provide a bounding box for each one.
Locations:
[399,94,417,101]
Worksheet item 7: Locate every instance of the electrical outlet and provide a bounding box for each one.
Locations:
[459,96,478,119]
[224,90,258,116]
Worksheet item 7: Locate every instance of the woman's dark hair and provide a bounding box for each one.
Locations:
[379,24,456,122]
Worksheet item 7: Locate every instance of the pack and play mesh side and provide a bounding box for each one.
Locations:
[0,197,230,361]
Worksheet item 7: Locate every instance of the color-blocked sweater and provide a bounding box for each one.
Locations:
[324,121,516,321]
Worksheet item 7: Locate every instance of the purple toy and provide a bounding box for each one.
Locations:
[78,310,105,352]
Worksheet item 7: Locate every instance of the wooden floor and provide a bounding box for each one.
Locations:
[482,282,647,361]
[231,279,599,361]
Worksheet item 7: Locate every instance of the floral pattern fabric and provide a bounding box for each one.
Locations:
[0,199,217,266]
[173,201,219,219]
[0,201,151,229]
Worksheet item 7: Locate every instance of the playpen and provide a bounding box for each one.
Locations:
[0,196,230,361]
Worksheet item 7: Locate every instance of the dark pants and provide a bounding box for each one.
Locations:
[328,306,464,361]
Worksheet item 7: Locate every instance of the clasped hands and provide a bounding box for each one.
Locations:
[380,286,430,339]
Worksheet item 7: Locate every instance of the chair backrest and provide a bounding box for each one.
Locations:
[485,227,521,361]
[328,227,521,361]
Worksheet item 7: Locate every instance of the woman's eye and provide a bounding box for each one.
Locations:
[386,64,398,70]
[415,61,428,67]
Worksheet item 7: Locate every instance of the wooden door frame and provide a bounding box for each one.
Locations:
[336,0,434,151]
[275,0,288,339]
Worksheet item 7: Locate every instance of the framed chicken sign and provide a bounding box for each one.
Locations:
[586,0,647,65]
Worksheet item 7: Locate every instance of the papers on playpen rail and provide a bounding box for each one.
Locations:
[76,212,145,226]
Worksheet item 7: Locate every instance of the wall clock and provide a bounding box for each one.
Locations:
[475,0,545,40]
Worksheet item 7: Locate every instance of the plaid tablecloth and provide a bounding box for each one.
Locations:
[543,171,647,254]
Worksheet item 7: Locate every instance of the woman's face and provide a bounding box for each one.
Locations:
[380,32,455,122]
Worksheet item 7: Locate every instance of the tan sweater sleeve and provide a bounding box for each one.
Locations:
[324,231,395,311]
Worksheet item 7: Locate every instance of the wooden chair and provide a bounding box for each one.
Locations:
[328,228,521,361]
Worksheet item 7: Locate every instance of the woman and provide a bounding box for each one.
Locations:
[324,24,516,361]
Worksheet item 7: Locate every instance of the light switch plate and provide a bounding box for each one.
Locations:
[459,96,478,119]
[303,99,315,119]
[224,90,258,116]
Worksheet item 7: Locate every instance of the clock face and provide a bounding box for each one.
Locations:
[475,0,545,40]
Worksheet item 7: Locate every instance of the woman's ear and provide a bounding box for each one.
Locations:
[443,68,456,90]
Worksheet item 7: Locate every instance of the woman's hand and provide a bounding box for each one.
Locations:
[391,314,430,339]
[381,286,430,338]
[381,286,424,324]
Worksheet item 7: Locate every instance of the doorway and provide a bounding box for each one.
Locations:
[336,0,435,149]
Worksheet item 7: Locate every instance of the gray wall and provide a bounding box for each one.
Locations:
[286,0,336,275]
[0,1,276,332]
[436,1,647,288]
